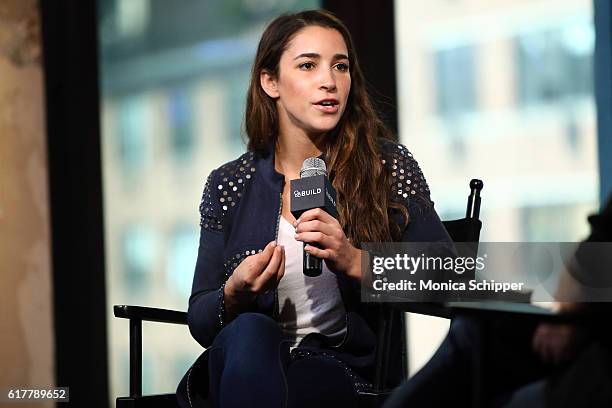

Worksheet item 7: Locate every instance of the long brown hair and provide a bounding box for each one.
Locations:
[245,10,408,245]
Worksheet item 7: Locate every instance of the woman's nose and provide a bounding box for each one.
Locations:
[319,68,337,92]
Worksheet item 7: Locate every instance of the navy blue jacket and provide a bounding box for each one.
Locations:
[181,138,451,402]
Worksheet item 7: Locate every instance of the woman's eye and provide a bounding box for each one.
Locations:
[335,63,349,72]
[299,62,315,70]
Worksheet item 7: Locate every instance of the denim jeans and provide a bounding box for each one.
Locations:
[207,312,358,408]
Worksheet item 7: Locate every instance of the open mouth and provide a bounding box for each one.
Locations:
[315,99,339,106]
[313,99,340,113]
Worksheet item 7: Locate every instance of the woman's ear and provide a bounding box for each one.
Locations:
[260,70,280,98]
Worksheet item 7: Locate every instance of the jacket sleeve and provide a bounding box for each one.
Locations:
[401,198,451,243]
[187,170,227,348]
[388,147,458,303]
[386,142,452,244]
[351,143,454,298]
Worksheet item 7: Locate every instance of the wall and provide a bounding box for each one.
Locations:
[0,1,54,406]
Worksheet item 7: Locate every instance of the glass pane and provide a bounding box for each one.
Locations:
[98,0,320,400]
[434,45,477,116]
[395,0,598,376]
[395,0,598,243]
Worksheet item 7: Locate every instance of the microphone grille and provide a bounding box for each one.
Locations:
[300,157,327,178]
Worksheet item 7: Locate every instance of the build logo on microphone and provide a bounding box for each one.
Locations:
[294,188,322,198]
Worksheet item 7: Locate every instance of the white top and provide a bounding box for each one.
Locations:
[276,217,347,347]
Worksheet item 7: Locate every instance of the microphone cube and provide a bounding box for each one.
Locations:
[290,175,338,219]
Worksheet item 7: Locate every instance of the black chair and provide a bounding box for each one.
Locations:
[114,305,187,408]
[367,179,483,405]
[114,179,484,408]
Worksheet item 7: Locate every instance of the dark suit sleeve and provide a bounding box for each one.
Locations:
[570,196,612,291]
[187,170,227,348]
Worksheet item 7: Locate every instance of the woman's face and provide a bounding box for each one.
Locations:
[262,26,351,138]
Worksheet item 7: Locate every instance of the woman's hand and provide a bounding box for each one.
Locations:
[294,208,362,280]
[224,241,285,320]
[532,323,578,365]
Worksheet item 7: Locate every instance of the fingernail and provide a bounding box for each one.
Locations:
[270,240,277,247]
[295,219,301,225]
[294,234,299,240]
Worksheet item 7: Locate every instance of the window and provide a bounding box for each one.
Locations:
[166,224,198,297]
[520,203,592,242]
[168,88,194,162]
[515,21,594,106]
[226,69,250,154]
[121,224,156,291]
[434,45,477,116]
[117,96,148,173]
[395,0,598,376]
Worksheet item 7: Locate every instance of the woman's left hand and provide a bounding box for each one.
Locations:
[294,208,362,280]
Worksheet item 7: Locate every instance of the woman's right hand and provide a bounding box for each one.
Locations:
[532,323,578,365]
[223,241,285,320]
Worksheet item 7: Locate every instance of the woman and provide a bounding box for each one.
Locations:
[177,9,451,408]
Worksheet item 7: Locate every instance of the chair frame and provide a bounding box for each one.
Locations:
[371,179,483,394]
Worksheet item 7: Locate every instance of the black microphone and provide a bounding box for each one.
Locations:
[290,158,338,277]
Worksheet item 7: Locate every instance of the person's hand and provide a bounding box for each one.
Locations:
[532,323,578,365]
[294,208,362,280]
[224,241,285,314]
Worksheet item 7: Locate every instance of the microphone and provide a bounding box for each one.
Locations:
[290,158,338,277]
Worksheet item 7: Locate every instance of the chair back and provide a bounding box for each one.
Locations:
[442,179,484,283]
[371,179,484,401]
[442,179,483,243]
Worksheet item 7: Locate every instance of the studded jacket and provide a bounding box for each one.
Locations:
[186,137,451,390]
